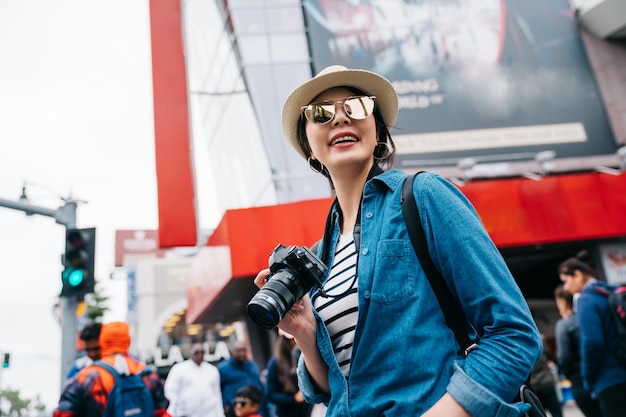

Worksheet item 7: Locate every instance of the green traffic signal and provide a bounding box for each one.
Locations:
[63,268,85,287]
[2,353,9,368]
[61,227,96,297]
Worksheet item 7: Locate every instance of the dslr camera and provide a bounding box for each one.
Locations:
[247,244,327,330]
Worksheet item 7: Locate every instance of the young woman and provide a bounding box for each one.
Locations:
[553,285,601,417]
[254,65,542,416]
[559,252,626,417]
[265,332,312,417]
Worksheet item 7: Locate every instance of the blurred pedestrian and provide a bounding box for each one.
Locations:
[559,251,626,417]
[530,339,563,417]
[233,385,263,417]
[265,331,311,417]
[53,321,169,417]
[218,341,266,417]
[164,343,225,417]
[554,285,601,417]
[67,322,102,380]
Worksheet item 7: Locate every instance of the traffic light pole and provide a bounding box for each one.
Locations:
[0,195,78,391]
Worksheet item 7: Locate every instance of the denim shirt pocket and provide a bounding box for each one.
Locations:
[369,240,416,304]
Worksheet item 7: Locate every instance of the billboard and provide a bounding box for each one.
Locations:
[303,0,616,167]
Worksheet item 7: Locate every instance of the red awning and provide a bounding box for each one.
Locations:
[461,171,626,247]
[186,171,626,324]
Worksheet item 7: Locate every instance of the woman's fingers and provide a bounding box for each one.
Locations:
[254,268,271,288]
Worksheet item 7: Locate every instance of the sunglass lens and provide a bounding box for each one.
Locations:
[344,96,374,120]
[303,96,374,124]
[305,103,335,124]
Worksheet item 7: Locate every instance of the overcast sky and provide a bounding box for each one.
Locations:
[0,1,160,409]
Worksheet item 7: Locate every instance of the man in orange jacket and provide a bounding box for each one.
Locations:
[54,321,170,417]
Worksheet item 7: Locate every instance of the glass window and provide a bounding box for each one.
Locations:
[228,0,301,8]
[231,9,268,35]
[238,36,271,64]
[232,6,304,34]
[270,33,310,62]
[265,7,305,32]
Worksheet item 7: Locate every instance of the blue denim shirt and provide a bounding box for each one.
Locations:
[297,169,542,417]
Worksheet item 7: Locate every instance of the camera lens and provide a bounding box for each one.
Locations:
[247,270,303,329]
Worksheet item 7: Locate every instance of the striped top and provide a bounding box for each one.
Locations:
[313,232,359,377]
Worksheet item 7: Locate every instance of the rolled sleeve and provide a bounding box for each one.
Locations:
[447,362,530,417]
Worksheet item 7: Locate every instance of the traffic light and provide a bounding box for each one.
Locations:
[61,227,96,297]
[2,353,9,368]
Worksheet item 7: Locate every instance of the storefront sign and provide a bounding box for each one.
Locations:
[153,340,231,366]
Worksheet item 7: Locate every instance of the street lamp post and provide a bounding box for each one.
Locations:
[0,191,79,391]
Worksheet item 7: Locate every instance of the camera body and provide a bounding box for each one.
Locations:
[247,244,327,330]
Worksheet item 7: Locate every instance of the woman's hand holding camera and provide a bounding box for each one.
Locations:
[253,268,316,339]
[254,268,330,394]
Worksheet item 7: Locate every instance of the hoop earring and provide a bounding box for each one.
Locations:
[308,157,325,174]
[373,141,393,161]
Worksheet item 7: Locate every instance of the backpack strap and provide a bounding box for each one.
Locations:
[400,172,543,414]
[400,172,478,356]
[591,284,611,297]
[93,360,121,381]
[94,360,151,379]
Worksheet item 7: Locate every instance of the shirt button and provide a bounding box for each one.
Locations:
[362,248,368,255]
[365,212,373,219]
[364,291,370,299]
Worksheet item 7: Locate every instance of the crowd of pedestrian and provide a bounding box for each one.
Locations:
[54,324,314,417]
[554,251,626,417]
[522,250,626,417]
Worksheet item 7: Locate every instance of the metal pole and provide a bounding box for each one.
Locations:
[0,358,4,416]
[59,201,77,389]
[0,196,78,392]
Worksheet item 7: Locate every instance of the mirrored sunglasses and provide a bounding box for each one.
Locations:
[302,96,376,125]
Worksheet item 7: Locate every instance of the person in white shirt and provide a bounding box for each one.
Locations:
[165,343,225,417]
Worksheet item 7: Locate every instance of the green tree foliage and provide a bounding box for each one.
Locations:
[86,282,109,322]
[0,388,46,416]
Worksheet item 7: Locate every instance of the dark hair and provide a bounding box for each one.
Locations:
[558,250,596,277]
[236,384,262,404]
[295,87,395,182]
[554,285,573,308]
[80,322,102,341]
[274,334,299,394]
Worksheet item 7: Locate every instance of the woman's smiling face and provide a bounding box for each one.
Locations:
[304,87,377,173]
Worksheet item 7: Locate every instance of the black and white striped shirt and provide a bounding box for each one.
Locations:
[313,232,359,377]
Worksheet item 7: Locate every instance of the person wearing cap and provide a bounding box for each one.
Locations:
[53,321,170,417]
[254,65,542,417]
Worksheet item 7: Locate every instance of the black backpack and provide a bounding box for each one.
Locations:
[94,360,155,417]
[592,284,626,368]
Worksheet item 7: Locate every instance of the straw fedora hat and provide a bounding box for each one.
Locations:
[281,65,398,159]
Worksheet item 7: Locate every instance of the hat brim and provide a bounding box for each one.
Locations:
[281,66,398,159]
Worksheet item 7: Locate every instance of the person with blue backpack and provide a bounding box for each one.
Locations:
[559,251,626,417]
[54,321,170,417]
